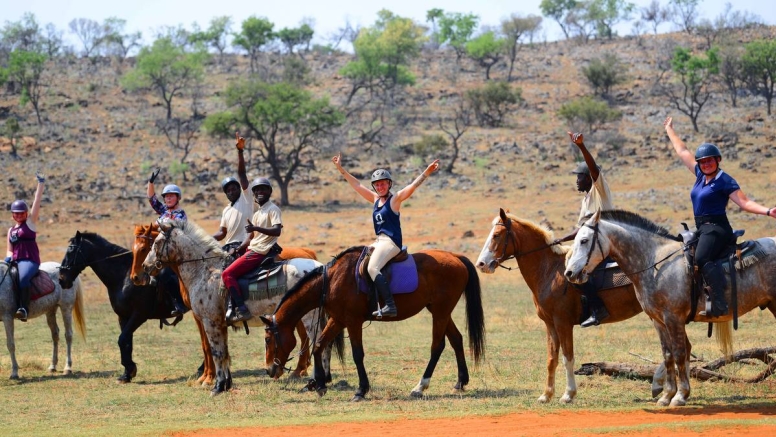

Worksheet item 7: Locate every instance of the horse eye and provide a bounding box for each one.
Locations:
[580,238,589,245]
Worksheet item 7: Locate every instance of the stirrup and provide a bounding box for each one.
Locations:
[372,305,397,318]
[14,308,28,322]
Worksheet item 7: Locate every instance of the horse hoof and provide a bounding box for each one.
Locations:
[652,387,663,398]
[657,397,671,407]
[48,366,57,373]
[410,390,424,398]
[537,395,550,403]
[63,369,73,376]
[670,398,687,407]
[9,374,19,380]
[560,394,573,404]
[316,387,328,397]
[351,395,366,402]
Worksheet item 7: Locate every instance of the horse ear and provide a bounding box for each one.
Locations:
[75,230,81,238]
[592,209,602,223]
[259,315,272,326]
[499,208,508,222]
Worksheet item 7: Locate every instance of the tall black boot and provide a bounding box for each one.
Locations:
[699,261,728,317]
[167,278,189,317]
[14,286,30,322]
[580,282,608,328]
[226,287,252,323]
[372,274,397,318]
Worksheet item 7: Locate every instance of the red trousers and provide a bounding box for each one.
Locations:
[221,250,267,297]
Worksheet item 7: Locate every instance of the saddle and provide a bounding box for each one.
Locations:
[236,258,288,302]
[355,246,418,295]
[5,262,56,301]
[584,258,632,292]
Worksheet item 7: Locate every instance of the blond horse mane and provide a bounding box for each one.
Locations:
[170,220,228,258]
[501,212,569,256]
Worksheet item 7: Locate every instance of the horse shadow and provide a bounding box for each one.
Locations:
[7,369,116,384]
[638,400,776,416]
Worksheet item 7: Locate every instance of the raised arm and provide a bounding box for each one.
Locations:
[664,117,696,173]
[29,172,45,225]
[332,153,377,203]
[147,168,160,198]
[236,132,249,190]
[568,132,600,182]
[729,189,776,218]
[392,160,440,211]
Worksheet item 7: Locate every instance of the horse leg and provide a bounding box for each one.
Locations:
[194,316,215,386]
[59,304,76,375]
[667,322,691,407]
[290,320,311,379]
[653,320,678,406]
[45,310,60,373]
[443,320,471,393]
[537,322,560,403]
[557,323,577,403]
[4,318,19,379]
[312,318,344,398]
[652,362,666,398]
[203,319,231,396]
[409,315,451,398]
[117,315,145,383]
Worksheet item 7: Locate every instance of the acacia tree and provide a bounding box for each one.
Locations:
[581,53,628,98]
[203,80,344,205]
[276,23,314,59]
[641,0,670,34]
[8,50,47,125]
[68,18,103,58]
[465,31,504,80]
[190,16,232,65]
[426,8,444,49]
[669,0,702,34]
[438,96,472,173]
[121,37,209,120]
[501,14,543,82]
[232,16,274,74]
[587,0,635,39]
[742,39,776,115]
[659,46,719,132]
[101,17,142,60]
[539,0,578,39]
[436,12,479,62]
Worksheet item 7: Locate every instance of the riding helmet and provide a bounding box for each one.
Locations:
[221,177,240,193]
[370,169,392,183]
[10,200,29,212]
[161,184,182,198]
[250,177,273,192]
[694,143,722,161]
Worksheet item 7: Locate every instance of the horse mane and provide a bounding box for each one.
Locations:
[598,210,682,242]
[172,220,227,256]
[501,213,568,255]
[274,245,365,313]
[76,231,128,252]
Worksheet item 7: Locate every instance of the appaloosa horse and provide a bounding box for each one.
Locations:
[564,210,760,407]
[129,223,324,385]
[476,209,644,403]
[262,246,486,401]
[142,220,334,395]
[2,261,85,379]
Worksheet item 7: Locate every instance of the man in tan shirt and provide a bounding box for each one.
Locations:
[212,133,254,258]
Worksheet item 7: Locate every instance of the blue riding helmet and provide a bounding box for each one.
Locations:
[695,143,722,161]
[162,184,182,198]
[10,200,29,213]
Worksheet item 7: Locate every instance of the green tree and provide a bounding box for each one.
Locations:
[0,13,43,63]
[121,37,209,120]
[587,0,635,39]
[101,17,142,60]
[436,12,479,62]
[718,44,744,108]
[2,117,21,158]
[426,8,445,49]
[276,23,314,59]
[190,16,232,64]
[203,80,344,205]
[581,53,628,97]
[465,32,504,81]
[539,0,578,39]
[8,50,47,125]
[501,14,543,82]
[557,96,622,132]
[660,46,719,132]
[466,82,522,128]
[232,16,274,74]
[742,39,776,115]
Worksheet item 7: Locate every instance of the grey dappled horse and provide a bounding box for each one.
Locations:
[0,261,85,379]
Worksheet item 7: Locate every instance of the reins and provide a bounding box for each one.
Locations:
[494,220,562,271]
[60,238,132,272]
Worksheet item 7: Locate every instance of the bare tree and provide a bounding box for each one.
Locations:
[438,97,472,173]
[640,0,670,34]
[669,0,701,35]
[501,14,543,82]
[68,18,103,58]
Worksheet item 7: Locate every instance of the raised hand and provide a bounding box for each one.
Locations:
[567,131,584,146]
[245,219,255,234]
[664,116,673,130]
[148,168,161,184]
[235,132,245,150]
[332,152,342,168]
[425,159,440,175]
[35,171,45,184]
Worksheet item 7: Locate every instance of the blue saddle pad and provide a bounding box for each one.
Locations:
[357,253,419,294]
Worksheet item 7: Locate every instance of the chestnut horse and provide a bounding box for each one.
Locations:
[130,223,324,386]
[475,209,645,403]
[261,246,486,401]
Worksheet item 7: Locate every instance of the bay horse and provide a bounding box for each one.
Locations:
[2,261,85,379]
[261,246,486,401]
[141,219,334,395]
[129,223,324,385]
[59,230,181,383]
[563,210,757,407]
[475,209,644,403]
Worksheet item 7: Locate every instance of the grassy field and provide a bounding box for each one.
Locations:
[2,265,776,436]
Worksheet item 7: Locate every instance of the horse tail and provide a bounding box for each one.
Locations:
[458,255,485,367]
[72,276,87,341]
[333,331,346,366]
[714,321,734,359]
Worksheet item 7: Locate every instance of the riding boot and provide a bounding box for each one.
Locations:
[226,287,252,323]
[580,283,608,328]
[162,270,188,317]
[14,286,30,322]
[699,261,728,317]
[372,274,397,318]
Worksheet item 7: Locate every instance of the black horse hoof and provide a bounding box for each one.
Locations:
[116,374,131,384]
[351,394,366,402]
[316,387,328,397]
[299,379,317,393]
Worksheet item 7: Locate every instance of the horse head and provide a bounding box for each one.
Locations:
[142,221,176,274]
[59,231,88,289]
[131,223,159,285]
[476,208,517,273]
[260,314,297,379]
[564,210,609,284]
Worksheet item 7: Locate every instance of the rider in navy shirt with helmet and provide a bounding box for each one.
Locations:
[665,116,775,317]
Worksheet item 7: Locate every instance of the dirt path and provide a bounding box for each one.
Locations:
[174,406,776,436]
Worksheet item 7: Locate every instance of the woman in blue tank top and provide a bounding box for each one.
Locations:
[665,116,775,317]
[332,153,440,318]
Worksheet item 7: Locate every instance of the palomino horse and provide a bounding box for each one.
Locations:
[261,246,486,401]
[142,220,333,395]
[129,223,324,385]
[475,209,644,403]
[59,230,181,383]
[2,261,85,379]
[563,210,756,407]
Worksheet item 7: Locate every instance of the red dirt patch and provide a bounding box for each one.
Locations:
[173,406,776,436]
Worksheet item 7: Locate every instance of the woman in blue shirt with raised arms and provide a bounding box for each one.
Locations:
[332,153,440,318]
[665,116,775,317]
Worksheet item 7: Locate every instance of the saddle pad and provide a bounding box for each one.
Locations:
[31,271,56,301]
[722,240,768,272]
[599,267,632,290]
[238,264,288,301]
[357,254,419,294]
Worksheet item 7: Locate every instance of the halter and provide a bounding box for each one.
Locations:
[151,225,222,270]
[493,219,561,271]
[59,235,130,273]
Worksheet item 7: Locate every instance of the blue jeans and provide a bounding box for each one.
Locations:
[16,260,39,288]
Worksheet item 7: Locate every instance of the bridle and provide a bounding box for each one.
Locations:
[151,225,223,270]
[492,218,561,271]
[60,235,130,275]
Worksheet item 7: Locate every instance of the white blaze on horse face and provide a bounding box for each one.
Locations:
[475,218,499,273]
[142,236,162,272]
[565,225,600,283]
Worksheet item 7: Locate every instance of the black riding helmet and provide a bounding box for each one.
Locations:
[694,143,722,161]
[221,176,240,193]
[370,169,393,191]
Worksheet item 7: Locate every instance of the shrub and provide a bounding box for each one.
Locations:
[557,96,622,133]
[413,133,449,156]
[465,82,522,128]
[580,53,628,98]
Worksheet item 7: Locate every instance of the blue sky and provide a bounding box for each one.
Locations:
[4,0,773,49]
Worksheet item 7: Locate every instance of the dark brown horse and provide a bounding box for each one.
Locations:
[261,246,486,401]
[129,223,320,386]
[476,209,645,403]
